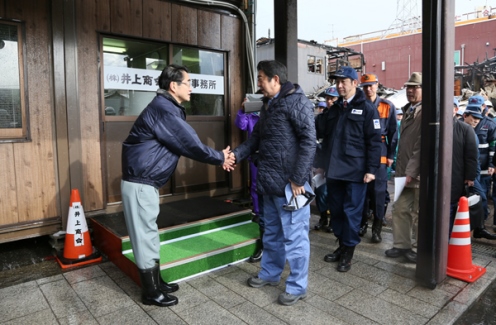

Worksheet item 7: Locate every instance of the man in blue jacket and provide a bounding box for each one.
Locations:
[121,64,235,307]
[316,66,382,272]
[232,60,316,306]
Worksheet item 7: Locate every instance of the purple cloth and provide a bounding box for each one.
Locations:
[235,109,260,214]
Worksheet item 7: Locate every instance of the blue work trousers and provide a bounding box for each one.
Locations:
[314,183,329,213]
[327,179,367,247]
[258,195,310,295]
[363,164,388,221]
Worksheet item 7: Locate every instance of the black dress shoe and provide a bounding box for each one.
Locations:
[371,232,382,243]
[314,215,328,231]
[385,247,410,258]
[404,250,417,263]
[249,249,263,263]
[358,222,368,237]
[325,225,333,233]
[473,227,496,240]
[324,245,345,263]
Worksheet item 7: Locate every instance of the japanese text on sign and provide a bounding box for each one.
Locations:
[104,66,224,95]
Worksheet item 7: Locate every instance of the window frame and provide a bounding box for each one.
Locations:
[101,35,227,120]
[307,55,323,75]
[0,20,30,142]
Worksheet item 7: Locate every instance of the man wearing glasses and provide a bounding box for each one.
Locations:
[385,72,423,263]
[232,60,316,306]
[121,64,235,307]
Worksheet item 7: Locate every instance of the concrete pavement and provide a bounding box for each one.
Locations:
[1,212,495,325]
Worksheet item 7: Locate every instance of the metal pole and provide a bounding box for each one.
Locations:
[416,0,455,288]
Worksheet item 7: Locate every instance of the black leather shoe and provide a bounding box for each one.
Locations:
[358,222,368,237]
[325,225,333,233]
[405,250,417,263]
[371,232,382,243]
[249,249,263,263]
[324,245,345,263]
[385,247,410,258]
[473,227,496,240]
[337,246,355,272]
[314,213,329,231]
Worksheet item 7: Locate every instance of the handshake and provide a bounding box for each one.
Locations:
[222,146,237,172]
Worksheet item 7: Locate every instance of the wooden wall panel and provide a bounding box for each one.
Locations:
[0,0,4,16]
[198,10,221,49]
[221,15,244,190]
[142,0,171,41]
[0,144,19,225]
[110,0,142,36]
[6,0,58,222]
[76,0,109,211]
[78,0,111,32]
[171,3,197,45]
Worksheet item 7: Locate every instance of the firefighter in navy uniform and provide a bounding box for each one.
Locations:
[357,74,397,243]
[316,66,382,272]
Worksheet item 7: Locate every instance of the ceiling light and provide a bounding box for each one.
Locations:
[103,46,126,54]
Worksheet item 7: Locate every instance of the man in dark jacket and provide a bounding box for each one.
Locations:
[316,66,382,272]
[357,74,397,243]
[450,98,478,234]
[121,64,235,307]
[232,60,316,306]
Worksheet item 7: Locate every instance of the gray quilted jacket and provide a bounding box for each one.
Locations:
[233,82,316,196]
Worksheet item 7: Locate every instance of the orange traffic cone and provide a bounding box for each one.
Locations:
[56,189,102,269]
[447,196,485,282]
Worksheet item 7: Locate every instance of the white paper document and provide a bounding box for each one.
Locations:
[394,177,406,202]
[312,173,326,189]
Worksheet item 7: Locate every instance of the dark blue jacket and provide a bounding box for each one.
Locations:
[232,82,316,197]
[474,115,496,173]
[316,88,382,182]
[122,91,224,189]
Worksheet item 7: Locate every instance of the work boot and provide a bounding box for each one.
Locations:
[325,221,333,233]
[371,218,383,243]
[154,260,179,293]
[139,265,178,307]
[473,227,496,240]
[337,246,355,272]
[358,221,368,237]
[324,243,345,263]
[249,228,264,263]
[314,211,329,230]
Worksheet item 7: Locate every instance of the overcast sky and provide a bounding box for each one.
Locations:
[255,0,496,44]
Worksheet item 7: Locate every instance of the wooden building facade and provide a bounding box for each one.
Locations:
[0,0,248,243]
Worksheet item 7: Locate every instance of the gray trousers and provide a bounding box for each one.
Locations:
[121,180,161,269]
[392,187,419,251]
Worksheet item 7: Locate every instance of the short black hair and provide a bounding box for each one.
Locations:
[257,60,288,84]
[158,64,190,90]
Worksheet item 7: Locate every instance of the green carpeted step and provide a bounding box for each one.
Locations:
[123,221,260,282]
[121,211,253,251]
